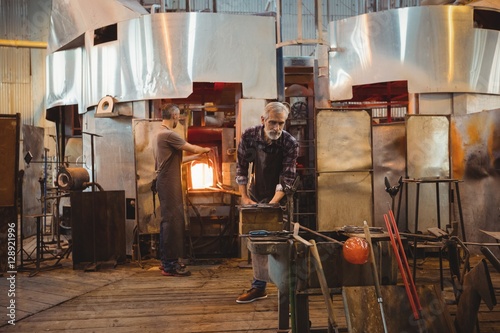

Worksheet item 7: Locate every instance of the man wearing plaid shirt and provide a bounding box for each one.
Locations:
[235,101,299,303]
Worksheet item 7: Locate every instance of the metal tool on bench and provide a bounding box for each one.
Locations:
[363,221,388,333]
[341,225,384,234]
[297,223,344,245]
[241,230,295,237]
[239,203,280,208]
[292,221,312,246]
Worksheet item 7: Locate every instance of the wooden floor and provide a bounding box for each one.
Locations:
[1,241,500,332]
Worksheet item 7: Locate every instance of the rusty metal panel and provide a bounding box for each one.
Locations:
[406,115,450,233]
[451,109,500,248]
[372,123,406,228]
[316,109,372,172]
[0,115,19,207]
[317,172,372,231]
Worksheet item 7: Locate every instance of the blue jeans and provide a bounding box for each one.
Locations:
[252,278,267,291]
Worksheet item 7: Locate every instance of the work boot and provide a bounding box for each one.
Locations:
[161,262,191,277]
[236,288,267,303]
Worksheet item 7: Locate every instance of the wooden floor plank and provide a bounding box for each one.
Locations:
[1,253,500,332]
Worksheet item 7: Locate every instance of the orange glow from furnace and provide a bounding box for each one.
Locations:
[191,162,214,189]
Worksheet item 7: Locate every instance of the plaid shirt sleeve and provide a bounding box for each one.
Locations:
[235,127,255,185]
[279,133,299,190]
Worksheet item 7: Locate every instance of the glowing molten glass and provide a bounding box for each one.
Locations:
[342,237,369,265]
[190,162,214,189]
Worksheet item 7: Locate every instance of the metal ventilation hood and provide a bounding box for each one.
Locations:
[48,0,147,53]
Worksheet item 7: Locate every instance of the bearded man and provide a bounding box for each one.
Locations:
[235,101,299,303]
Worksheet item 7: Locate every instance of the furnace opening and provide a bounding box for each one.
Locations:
[187,148,220,191]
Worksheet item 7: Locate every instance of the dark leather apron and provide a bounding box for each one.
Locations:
[248,142,283,203]
[156,146,185,261]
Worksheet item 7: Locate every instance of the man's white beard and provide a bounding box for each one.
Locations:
[265,129,282,141]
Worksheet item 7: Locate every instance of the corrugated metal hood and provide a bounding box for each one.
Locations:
[48,0,147,53]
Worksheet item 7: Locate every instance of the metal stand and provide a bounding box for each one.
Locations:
[18,149,67,276]
[398,178,466,285]
[384,176,402,214]
[82,131,102,272]
[19,214,62,277]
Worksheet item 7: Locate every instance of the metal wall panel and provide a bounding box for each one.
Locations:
[405,115,450,233]
[317,172,373,230]
[0,0,47,129]
[0,81,32,125]
[407,116,450,178]
[0,0,28,38]
[316,109,372,172]
[0,48,30,83]
[328,0,360,20]
[0,48,32,125]
[372,123,406,228]
[329,6,500,100]
[92,117,137,199]
[316,109,373,230]
[451,109,500,249]
[27,0,52,41]
[281,12,317,57]
[203,0,269,13]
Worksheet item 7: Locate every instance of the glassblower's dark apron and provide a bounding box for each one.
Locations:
[247,141,284,282]
[248,142,283,203]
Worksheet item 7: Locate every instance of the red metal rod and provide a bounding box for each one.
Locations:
[389,209,423,312]
[384,214,420,320]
